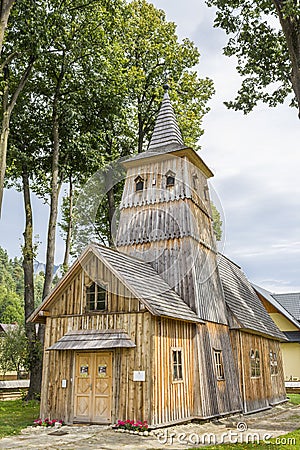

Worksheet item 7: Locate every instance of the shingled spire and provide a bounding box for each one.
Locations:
[147,85,184,152]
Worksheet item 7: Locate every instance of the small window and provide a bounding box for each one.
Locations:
[214,350,224,380]
[135,176,144,192]
[86,282,107,311]
[270,350,278,376]
[192,173,198,190]
[172,349,183,381]
[250,349,261,378]
[166,170,175,187]
[204,185,209,201]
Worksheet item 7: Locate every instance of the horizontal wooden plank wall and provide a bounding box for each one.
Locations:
[230,330,286,413]
[152,317,195,426]
[195,322,242,418]
[41,310,153,425]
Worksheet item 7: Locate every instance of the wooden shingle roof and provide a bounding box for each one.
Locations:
[218,255,285,340]
[47,329,136,351]
[92,244,203,323]
[147,88,184,152]
[28,243,203,324]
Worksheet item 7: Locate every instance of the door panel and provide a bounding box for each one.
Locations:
[74,352,112,423]
[93,353,112,423]
[74,353,93,422]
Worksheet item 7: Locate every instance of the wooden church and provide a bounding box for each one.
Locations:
[29,87,286,426]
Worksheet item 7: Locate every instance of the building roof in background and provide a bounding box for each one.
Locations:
[282,331,300,343]
[253,284,300,330]
[218,255,285,341]
[272,293,300,322]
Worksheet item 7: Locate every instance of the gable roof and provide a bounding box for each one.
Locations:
[28,243,203,324]
[252,284,300,330]
[218,255,285,340]
[272,293,300,322]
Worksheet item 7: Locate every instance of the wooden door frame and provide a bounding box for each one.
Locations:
[71,350,114,424]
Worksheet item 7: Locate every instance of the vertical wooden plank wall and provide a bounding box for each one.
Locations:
[41,312,153,424]
[230,330,286,413]
[195,322,242,418]
[151,317,195,426]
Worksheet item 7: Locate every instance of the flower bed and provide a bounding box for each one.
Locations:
[114,419,149,435]
[33,418,64,427]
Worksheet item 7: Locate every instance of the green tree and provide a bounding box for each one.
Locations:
[70,0,215,254]
[0,246,23,323]
[211,203,222,242]
[0,323,29,378]
[207,0,300,116]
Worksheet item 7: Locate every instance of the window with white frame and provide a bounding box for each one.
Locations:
[172,349,183,381]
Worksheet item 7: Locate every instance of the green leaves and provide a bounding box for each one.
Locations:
[206,0,300,115]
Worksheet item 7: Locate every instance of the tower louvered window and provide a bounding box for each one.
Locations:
[166,170,175,187]
[135,176,144,192]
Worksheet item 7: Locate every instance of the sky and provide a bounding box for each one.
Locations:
[0,0,300,293]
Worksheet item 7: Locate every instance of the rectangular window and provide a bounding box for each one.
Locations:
[172,349,183,381]
[250,349,261,378]
[270,350,278,376]
[214,350,224,380]
[86,282,107,311]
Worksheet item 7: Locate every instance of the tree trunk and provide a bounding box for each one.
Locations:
[106,186,115,247]
[62,175,73,270]
[0,0,15,56]
[273,0,300,117]
[21,165,41,400]
[0,57,34,214]
[0,109,10,213]
[42,110,61,299]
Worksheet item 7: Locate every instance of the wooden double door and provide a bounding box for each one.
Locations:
[74,352,112,424]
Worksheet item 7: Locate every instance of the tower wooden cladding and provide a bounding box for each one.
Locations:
[116,94,227,325]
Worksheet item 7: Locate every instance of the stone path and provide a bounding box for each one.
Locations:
[1,403,299,449]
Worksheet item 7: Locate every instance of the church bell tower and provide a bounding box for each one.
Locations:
[116,87,227,324]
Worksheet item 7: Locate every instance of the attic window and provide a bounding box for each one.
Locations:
[250,349,261,378]
[86,282,107,311]
[135,176,144,192]
[166,170,175,187]
[270,350,278,376]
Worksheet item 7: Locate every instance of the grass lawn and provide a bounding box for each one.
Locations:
[0,399,40,439]
[287,393,300,405]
